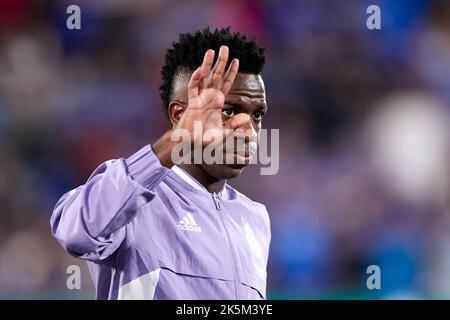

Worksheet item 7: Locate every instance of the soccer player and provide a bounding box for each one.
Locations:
[50,27,271,300]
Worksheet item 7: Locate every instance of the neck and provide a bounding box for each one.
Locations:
[179,164,226,194]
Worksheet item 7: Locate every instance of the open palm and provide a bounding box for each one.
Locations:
[175,46,240,146]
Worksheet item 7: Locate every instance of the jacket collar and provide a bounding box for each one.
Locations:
[171,165,227,198]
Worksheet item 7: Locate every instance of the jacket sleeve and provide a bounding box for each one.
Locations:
[50,145,169,262]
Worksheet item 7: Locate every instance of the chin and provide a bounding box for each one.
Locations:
[203,164,247,180]
[223,164,246,178]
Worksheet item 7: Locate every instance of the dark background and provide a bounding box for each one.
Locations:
[0,0,449,299]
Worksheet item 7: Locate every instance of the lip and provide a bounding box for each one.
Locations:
[226,152,253,166]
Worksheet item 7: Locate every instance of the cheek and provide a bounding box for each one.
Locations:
[254,126,261,141]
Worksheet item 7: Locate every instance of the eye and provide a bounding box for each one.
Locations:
[253,111,265,121]
[222,108,235,117]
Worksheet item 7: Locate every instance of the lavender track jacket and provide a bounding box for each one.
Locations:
[50,145,271,300]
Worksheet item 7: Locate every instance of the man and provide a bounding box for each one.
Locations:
[51,27,271,300]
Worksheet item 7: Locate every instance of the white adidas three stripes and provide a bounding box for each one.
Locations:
[178,213,202,232]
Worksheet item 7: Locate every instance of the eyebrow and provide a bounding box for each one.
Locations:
[224,100,268,111]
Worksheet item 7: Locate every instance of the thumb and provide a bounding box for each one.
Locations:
[225,113,251,130]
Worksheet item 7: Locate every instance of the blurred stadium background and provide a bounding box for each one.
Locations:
[0,0,449,299]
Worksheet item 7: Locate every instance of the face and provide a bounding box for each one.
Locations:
[171,73,268,180]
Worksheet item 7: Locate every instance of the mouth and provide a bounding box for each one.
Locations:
[222,141,257,167]
[224,152,253,167]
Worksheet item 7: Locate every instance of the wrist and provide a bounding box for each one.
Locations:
[151,130,177,168]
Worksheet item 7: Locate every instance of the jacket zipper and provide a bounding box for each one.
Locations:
[212,191,240,299]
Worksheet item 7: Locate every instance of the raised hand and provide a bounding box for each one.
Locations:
[174,45,239,145]
[153,45,252,168]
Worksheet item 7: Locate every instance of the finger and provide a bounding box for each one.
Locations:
[209,46,229,88]
[229,113,251,130]
[201,49,215,90]
[200,77,207,91]
[187,67,202,100]
[220,58,239,96]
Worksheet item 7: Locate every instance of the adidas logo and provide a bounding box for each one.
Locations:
[178,213,202,232]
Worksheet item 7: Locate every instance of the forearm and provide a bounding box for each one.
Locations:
[152,129,178,168]
[50,145,169,262]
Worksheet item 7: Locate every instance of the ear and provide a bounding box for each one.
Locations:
[168,100,187,127]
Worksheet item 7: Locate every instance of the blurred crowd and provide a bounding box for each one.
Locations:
[0,0,449,299]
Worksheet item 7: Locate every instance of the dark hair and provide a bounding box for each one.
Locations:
[159,27,266,116]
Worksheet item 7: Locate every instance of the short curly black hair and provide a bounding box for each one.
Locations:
[159,27,266,117]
